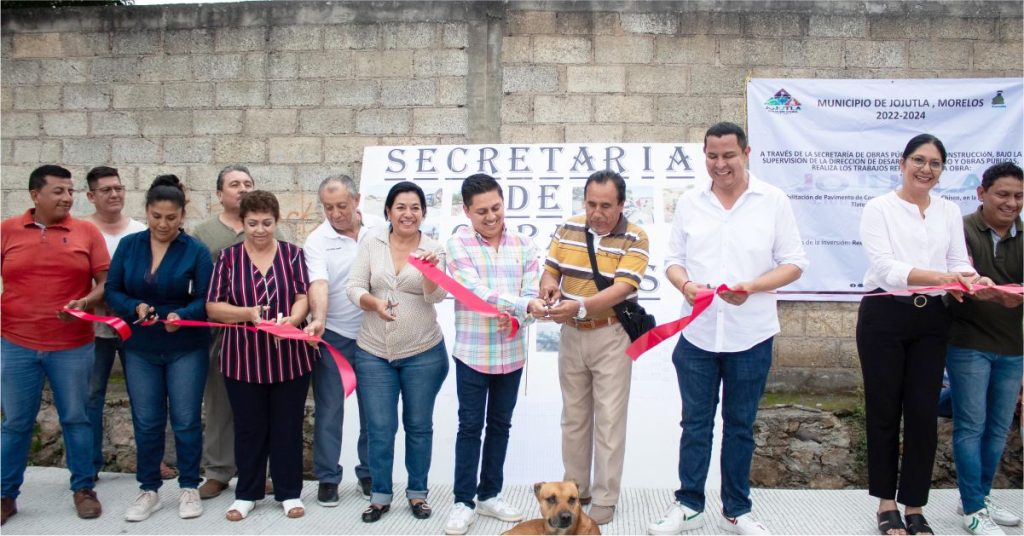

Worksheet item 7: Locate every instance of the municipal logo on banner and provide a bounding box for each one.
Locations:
[765,88,801,114]
[992,90,1007,108]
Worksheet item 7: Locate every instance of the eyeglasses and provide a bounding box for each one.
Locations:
[91,186,126,195]
[907,155,943,173]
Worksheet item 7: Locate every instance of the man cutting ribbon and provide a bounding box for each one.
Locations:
[440,174,546,535]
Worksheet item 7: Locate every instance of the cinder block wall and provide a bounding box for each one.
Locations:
[3,0,1021,392]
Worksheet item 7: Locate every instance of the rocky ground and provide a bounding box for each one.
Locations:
[28,389,1024,489]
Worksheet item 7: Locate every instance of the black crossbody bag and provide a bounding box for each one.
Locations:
[585,231,656,342]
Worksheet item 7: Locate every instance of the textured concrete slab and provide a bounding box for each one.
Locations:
[4,467,1021,535]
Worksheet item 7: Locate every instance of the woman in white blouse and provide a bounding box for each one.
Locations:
[857,134,992,536]
[346,181,449,524]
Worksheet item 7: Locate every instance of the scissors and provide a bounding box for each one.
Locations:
[133,307,158,325]
[385,292,398,318]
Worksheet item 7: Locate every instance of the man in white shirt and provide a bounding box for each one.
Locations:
[303,175,377,507]
[83,166,148,480]
[648,123,808,536]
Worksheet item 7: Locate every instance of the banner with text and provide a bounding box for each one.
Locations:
[361,143,709,358]
[748,78,1024,300]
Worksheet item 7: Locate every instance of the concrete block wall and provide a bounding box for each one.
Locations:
[3,0,1021,392]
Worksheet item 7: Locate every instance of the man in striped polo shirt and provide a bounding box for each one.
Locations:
[540,170,651,526]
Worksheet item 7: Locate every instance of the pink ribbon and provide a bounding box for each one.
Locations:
[625,282,1024,361]
[60,307,132,340]
[407,255,520,338]
[62,309,357,398]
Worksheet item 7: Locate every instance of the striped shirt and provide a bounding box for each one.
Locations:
[207,241,317,384]
[543,214,650,321]
[446,225,540,374]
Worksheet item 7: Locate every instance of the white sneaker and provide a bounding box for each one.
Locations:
[648,501,703,535]
[958,497,1022,526]
[986,496,1022,526]
[124,490,161,521]
[719,513,770,535]
[178,488,202,519]
[444,503,478,535]
[964,509,1006,535]
[476,496,523,522]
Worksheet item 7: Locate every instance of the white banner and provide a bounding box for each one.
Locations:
[361,143,710,356]
[748,78,1024,300]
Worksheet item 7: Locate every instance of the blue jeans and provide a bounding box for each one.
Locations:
[355,341,449,505]
[124,349,208,491]
[1,338,96,497]
[946,345,1024,514]
[673,335,773,518]
[453,358,522,508]
[314,330,370,484]
[87,336,126,475]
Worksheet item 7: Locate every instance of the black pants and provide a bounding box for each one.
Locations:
[224,373,311,501]
[856,294,950,507]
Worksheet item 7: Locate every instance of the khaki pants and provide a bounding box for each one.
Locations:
[558,322,632,507]
[201,329,236,482]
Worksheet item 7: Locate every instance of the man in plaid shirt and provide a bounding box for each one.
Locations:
[442,174,547,535]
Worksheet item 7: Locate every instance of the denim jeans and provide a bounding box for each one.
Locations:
[1,338,96,497]
[124,349,208,491]
[946,345,1024,514]
[87,336,126,475]
[314,330,370,484]
[355,340,449,505]
[453,358,523,508]
[673,335,773,518]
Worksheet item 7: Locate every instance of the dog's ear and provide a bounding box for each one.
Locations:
[566,479,580,493]
[533,482,545,499]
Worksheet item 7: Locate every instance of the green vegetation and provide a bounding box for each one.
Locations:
[761,391,861,414]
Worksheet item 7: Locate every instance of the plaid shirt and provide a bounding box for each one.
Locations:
[445,225,540,374]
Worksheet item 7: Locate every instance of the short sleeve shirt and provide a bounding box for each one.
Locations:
[207,241,317,383]
[543,214,650,322]
[1,209,111,351]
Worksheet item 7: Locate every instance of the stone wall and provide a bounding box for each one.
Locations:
[3,1,1022,392]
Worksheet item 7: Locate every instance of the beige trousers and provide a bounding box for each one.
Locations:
[558,322,632,507]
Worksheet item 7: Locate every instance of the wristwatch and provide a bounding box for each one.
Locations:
[575,300,588,320]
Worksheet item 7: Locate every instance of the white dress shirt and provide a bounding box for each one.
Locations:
[665,173,809,353]
[859,190,973,293]
[303,215,383,339]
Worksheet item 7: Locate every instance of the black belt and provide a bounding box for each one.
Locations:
[873,289,943,308]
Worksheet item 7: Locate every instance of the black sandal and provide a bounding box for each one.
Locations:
[409,499,432,519]
[362,504,389,523]
[905,513,933,535]
[877,510,906,535]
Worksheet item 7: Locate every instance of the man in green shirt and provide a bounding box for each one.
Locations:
[946,161,1023,536]
[193,165,289,499]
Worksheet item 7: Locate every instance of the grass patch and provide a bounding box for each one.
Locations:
[761,391,862,414]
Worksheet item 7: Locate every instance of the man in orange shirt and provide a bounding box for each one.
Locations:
[1,165,110,524]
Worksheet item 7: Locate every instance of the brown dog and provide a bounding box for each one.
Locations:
[502,481,601,535]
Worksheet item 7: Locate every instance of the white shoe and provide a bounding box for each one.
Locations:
[178,488,202,519]
[648,501,703,535]
[958,497,1022,526]
[476,496,523,522]
[719,513,770,535]
[964,509,1006,535]
[124,490,161,521]
[226,499,255,521]
[444,503,478,535]
[986,496,1022,526]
